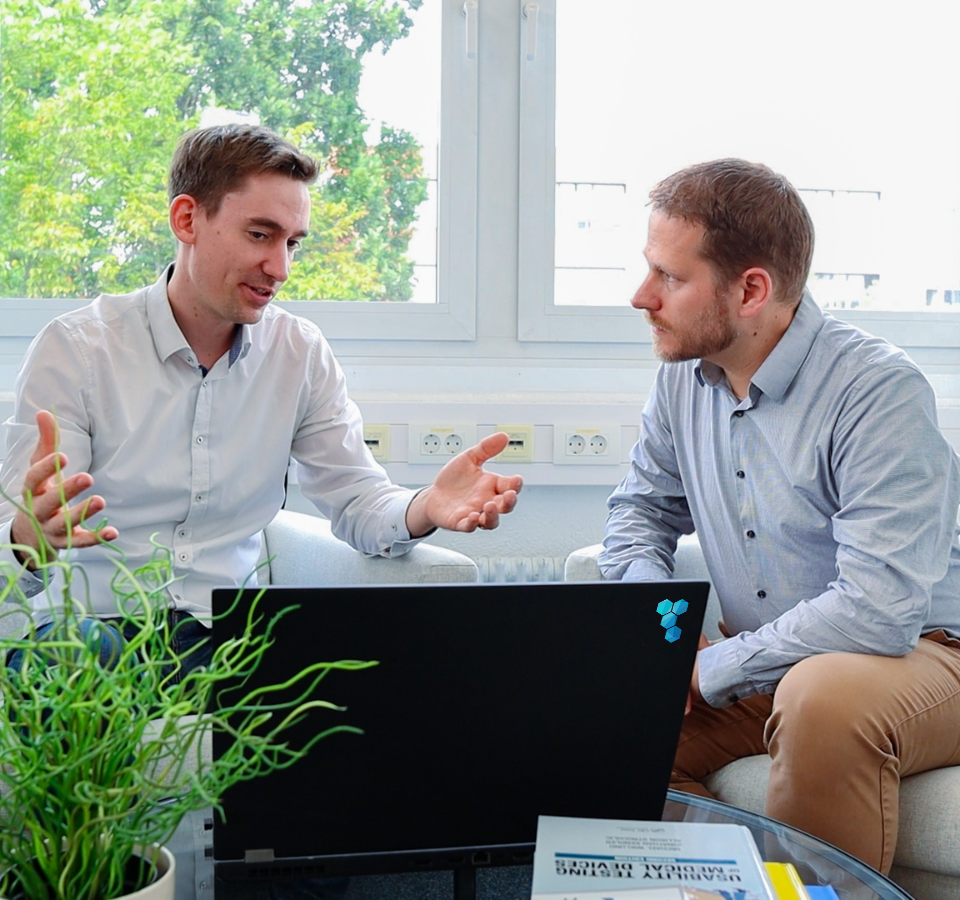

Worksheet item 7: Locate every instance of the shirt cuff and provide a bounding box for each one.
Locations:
[0,519,47,599]
[380,489,431,556]
[696,638,757,708]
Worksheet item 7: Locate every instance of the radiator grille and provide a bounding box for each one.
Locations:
[476,556,567,583]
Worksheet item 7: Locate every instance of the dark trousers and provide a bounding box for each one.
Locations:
[5,609,212,682]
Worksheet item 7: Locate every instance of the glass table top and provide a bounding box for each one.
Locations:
[171,791,913,899]
[663,790,912,900]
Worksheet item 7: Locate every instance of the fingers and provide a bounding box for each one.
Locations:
[496,473,523,494]
[466,432,510,465]
[15,415,118,554]
[23,452,82,502]
[29,410,60,466]
[22,495,117,547]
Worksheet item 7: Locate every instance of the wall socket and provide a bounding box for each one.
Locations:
[363,424,391,462]
[553,425,621,465]
[408,424,477,463]
[494,424,535,463]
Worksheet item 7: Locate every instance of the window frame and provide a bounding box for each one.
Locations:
[281,0,478,341]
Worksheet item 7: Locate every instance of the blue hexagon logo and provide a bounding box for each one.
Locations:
[657,599,687,642]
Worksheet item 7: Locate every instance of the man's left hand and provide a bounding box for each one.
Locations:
[405,432,523,537]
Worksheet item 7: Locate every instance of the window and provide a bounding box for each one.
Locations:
[1,0,477,340]
[519,0,960,346]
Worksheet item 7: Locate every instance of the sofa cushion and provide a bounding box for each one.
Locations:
[704,755,960,878]
[263,509,479,585]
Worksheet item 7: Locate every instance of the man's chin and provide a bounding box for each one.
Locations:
[653,335,691,364]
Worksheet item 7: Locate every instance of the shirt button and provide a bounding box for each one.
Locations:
[197,436,204,443]
[746,530,756,538]
[178,530,186,538]
[736,470,745,479]
[196,494,203,502]
[179,553,188,562]
[734,410,745,418]
[757,590,766,598]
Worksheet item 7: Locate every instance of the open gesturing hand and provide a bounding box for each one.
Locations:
[10,410,119,567]
[405,432,523,537]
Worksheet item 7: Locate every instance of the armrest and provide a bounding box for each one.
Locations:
[263,509,479,585]
[563,535,721,639]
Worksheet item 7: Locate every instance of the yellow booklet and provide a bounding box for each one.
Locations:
[763,863,810,900]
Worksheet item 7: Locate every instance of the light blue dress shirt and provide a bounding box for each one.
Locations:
[601,292,960,708]
[0,267,420,623]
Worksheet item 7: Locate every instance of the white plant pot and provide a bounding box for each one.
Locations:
[1,844,175,900]
[122,846,176,900]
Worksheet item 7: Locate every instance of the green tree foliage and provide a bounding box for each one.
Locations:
[0,0,428,301]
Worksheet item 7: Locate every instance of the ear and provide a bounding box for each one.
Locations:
[734,267,774,320]
[169,194,202,245]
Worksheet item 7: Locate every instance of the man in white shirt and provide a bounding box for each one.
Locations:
[0,124,521,644]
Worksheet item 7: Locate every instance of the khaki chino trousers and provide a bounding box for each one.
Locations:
[671,634,960,874]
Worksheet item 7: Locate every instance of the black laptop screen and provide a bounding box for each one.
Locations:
[211,580,708,879]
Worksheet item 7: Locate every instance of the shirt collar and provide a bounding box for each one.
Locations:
[147,264,252,369]
[694,289,825,401]
[750,289,825,401]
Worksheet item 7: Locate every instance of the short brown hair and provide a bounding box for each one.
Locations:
[649,159,814,305]
[168,124,319,216]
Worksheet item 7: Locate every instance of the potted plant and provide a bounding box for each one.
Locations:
[0,510,374,900]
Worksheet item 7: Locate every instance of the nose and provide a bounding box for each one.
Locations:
[630,273,658,311]
[262,243,292,283]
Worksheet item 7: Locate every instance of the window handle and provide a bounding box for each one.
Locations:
[462,0,478,59]
[522,2,539,60]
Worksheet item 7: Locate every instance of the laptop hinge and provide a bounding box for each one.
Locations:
[244,849,276,863]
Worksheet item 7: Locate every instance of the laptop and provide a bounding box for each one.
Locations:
[210,579,709,882]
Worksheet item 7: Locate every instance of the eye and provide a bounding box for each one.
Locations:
[250,231,268,241]
[288,239,302,252]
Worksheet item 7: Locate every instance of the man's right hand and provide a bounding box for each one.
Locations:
[10,410,119,568]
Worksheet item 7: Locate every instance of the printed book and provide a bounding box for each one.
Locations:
[532,815,777,900]
[763,862,809,899]
[534,887,731,900]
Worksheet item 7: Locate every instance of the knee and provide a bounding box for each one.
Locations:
[769,653,880,739]
[78,619,125,668]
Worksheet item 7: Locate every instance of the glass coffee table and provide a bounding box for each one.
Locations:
[173,790,914,899]
[661,790,912,900]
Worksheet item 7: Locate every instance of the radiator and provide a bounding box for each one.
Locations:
[476,556,568,583]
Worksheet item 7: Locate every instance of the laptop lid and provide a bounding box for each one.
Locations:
[210,579,708,880]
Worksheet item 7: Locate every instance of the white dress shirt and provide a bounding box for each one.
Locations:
[0,266,419,624]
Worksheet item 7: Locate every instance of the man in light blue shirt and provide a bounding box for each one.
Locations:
[600,159,960,873]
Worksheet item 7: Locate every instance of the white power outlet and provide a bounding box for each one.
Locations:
[408,424,477,463]
[554,425,621,465]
